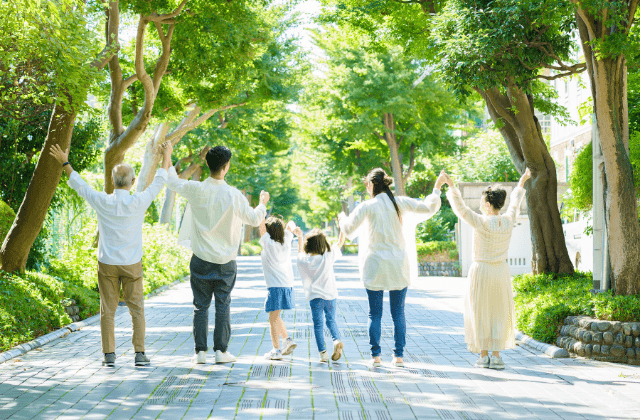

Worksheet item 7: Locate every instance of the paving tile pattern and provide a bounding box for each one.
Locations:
[2,251,640,419]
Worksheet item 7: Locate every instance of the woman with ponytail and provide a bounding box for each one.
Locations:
[339,168,445,367]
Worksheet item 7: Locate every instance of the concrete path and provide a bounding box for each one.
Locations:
[2,252,640,419]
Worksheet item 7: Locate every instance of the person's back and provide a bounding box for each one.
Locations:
[471,213,519,264]
[167,145,269,365]
[297,246,341,302]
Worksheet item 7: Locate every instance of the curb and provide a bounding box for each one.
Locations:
[0,275,189,365]
[516,330,569,358]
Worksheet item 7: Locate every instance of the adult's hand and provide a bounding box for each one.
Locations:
[337,211,346,222]
[161,142,173,170]
[518,167,532,188]
[293,227,303,237]
[259,190,270,205]
[49,144,74,176]
[286,220,296,232]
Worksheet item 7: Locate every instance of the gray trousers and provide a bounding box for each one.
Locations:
[190,254,237,353]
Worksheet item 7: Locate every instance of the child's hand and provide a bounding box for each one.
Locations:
[286,220,296,232]
[293,227,303,237]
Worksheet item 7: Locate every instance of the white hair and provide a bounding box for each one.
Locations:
[112,163,135,188]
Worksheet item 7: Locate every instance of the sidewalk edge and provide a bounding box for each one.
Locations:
[0,274,189,364]
[516,330,569,358]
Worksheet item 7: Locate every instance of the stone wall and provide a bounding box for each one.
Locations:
[418,261,461,277]
[557,315,640,365]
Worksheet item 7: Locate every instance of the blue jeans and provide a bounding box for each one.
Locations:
[309,298,341,352]
[366,287,408,358]
[190,254,237,353]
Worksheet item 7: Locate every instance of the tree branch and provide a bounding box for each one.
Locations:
[403,143,416,182]
[147,0,188,22]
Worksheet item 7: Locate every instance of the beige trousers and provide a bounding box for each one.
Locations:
[97,260,145,354]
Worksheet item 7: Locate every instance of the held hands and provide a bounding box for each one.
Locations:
[293,227,304,238]
[518,167,532,188]
[286,221,296,232]
[435,170,447,190]
[161,141,173,170]
[259,190,270,205]
[49,144,69,166]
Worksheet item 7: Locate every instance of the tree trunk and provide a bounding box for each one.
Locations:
[0,104,77,272]
[137,123,170,192]
[479,86,574,275]
[576,10,640,294]
[159,188,176,226]
[382,113,407,195]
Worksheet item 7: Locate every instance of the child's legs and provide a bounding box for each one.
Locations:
[322,299,341,342]
[268,310,281,349]
[389,287,407,358]
[276,314,289,340]
[309,299,326,352]
[366,289,383,358]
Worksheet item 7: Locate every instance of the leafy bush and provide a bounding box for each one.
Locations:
[416,241,458,262]
[0,270,99,351]
[416,206,457,242]
[241,239,262,256]
[513,271,640,344]
[0,199,15,243]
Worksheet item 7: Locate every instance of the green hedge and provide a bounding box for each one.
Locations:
[513,271,640,344]
[1,221,190,352]
[241,239,262,256]
[416,241,458,260]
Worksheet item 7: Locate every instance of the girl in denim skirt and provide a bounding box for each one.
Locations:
[295,227,346,363]
[259,216,298,360]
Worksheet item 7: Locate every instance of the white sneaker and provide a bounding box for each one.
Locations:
[331,340,344,361]
[215,350,237,364]
[475,355,490,368]
[192,351,206,364]
[319,350,329,362]
[265,348,283,360]
[489,355,505,370]
[391,357,404,367]
[281,338,297,355]
[369,358,382,368]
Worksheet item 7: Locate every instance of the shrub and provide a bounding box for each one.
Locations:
[416,241,457,262]
[0,200,14,243]
[513,271,640,344]
[241,239,262,256]
[416,207,457,242]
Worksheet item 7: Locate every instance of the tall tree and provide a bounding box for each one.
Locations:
[571,0,640,294]
[0,0,113,272]
[305,29,465,195]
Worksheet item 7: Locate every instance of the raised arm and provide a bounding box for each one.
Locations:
[50,144,103,209]
[505,168,531,221]
[236,190,269,227]
[442,171,483,229]
[338,203,367,240]
[294,227,304,253]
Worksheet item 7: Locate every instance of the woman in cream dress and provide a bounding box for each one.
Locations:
[441,168,531,370]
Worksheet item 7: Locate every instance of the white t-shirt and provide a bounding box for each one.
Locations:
[297,247,342,301]
[259,230,295,288]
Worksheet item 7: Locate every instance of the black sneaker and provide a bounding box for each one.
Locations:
[103,353,116,367]
[135,352,150,366]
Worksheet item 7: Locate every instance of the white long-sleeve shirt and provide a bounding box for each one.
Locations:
[67,169,168,266]
[339,189,442,290]
[297,247,342,301]
[167,166,266,264]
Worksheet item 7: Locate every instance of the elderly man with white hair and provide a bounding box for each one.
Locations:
[50,143,172,367]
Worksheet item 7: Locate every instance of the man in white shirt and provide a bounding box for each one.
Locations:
[167,145,269,364]
[49,143,172,368]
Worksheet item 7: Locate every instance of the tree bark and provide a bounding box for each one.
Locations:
[479,86,574,275]
[0,105,77,272]
[575,7,640,295]
[382,113,407,196]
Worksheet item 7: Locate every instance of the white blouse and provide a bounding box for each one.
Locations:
[446,186,526,264]
[339,189,442,291]
[259,230,295,288]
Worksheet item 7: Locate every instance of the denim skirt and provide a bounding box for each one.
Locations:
[265,287,295,312]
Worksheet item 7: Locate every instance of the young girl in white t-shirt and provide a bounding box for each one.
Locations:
[259,216,297,360]
[295,228,346,363]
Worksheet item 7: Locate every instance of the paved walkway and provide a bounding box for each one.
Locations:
[2,252,640,420]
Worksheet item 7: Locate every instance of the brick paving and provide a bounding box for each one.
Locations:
[2,250,640,419]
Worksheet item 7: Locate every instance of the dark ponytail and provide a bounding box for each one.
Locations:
[366,168,402,221]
